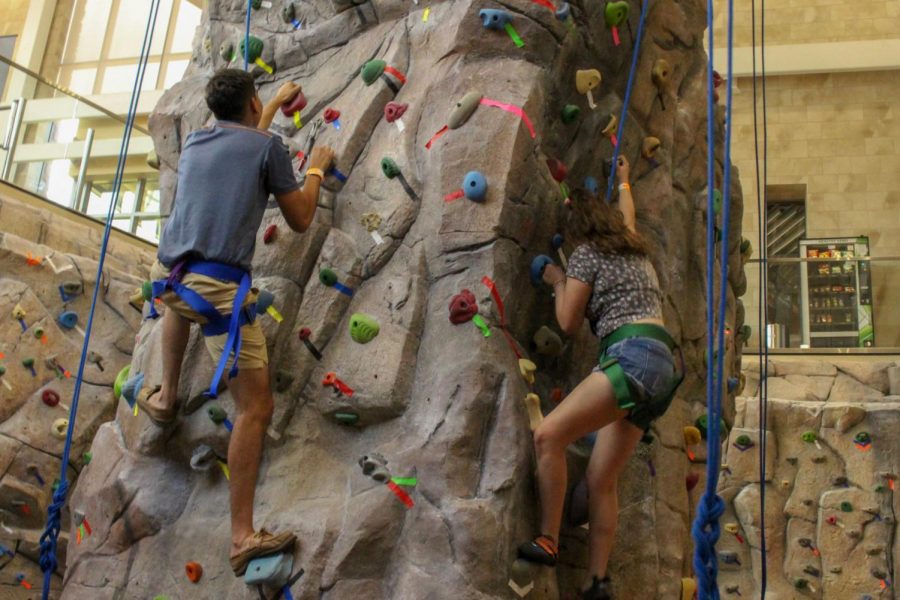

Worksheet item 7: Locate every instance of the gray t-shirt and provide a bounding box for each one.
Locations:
[157,121,299,272]
[566,243,664,339]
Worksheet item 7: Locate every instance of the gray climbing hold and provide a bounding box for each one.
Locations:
[359,453,391,483]
[190,445,217,472]
[244,553,293,587]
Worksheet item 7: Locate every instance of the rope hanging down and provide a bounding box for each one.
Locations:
[604,0,649,203]
[244,0,253,70]
[38,3,162,598]
[751,0,770,591]
[691,0,735,593]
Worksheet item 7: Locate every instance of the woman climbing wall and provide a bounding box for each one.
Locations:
[518,156,682,600]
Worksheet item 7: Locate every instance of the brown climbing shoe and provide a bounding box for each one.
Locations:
[517,534,558,566]
[230,529,297,576]
[135,386,176,425]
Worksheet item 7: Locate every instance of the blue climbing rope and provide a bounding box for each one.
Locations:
[38,3,161,598]
[244,0,253,70]
[604,0,649,203]
[691,0,735,593]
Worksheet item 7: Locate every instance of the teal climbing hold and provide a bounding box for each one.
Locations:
[349,313,380,344]
[381,157,401,179]
[712,189,723,215]
[335,412,359,425]
[239,36,264,63]
[207,404,227,425]
[561,104,581,124]
[840,501,853,513]
[244,553,293,587]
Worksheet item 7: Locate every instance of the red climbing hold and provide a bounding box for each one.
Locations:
[550,388,564,403]
[546,158,568,182]
[42,389,61,407]
[448,289,478,324]
[280,90,307,116]
[686,471,700,491]
[263,224,278,244]
[298,327,312,340]
[324,108,341,123]
[185,561,203,583]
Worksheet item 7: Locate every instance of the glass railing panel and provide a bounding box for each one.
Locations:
[744,256,900,353]
[0,55,159,244]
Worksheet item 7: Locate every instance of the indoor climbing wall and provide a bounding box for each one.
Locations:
[717,358,900,599]
[61,0,748,598]
[0,196,148,598]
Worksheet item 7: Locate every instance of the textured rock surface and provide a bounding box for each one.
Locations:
[723,357,900,599]
[62,1,747,598]
[0,196,148,598]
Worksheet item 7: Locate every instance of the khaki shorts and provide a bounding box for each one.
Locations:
[150,260,268,370]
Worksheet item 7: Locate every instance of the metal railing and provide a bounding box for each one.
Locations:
[743,256,900,355]
[0,55,160,243]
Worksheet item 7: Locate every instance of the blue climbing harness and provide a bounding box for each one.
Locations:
[150,260,256,398]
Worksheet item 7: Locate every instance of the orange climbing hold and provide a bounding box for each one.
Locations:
[185,561,203,583]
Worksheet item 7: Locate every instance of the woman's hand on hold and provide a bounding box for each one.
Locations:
[616,155,630,184]
[273,82,301,105]
[542,263,565,286]
[310,146,335,171]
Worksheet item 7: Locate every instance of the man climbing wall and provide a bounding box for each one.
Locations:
[126,69,335,576]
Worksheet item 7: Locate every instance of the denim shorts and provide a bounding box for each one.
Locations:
[593,336,677,431]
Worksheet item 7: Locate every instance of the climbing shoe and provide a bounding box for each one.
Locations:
[517,534,558,566]
[582,576,613,600]
[230,529,296,576]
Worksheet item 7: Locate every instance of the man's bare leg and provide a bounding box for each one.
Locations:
[224,366,274,552]
[146,307,191,412]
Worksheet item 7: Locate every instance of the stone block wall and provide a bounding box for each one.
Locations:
[719,356,900,599]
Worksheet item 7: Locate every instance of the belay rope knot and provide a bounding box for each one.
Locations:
[38,479,69,575]
[692,490,726,599]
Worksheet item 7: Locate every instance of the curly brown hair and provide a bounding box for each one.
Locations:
[565,188,648,256]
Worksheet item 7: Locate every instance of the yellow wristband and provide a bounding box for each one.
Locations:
[306,168,325,180]
[618,183,631,191]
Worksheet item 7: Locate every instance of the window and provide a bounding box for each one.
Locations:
[765,184,807,347]
[0,36,16,98]
[57,0,199,95]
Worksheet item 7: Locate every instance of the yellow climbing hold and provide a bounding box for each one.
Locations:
[683,426,702,446]
[423,7,430,21]
[681,577,697,600]
[524,393,543,431]
[518,358,537,386]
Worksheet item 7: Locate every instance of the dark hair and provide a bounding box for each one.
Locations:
[565,188,648,256]
[205,69,257,121]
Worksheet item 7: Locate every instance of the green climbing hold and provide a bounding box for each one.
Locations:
[735,434,753,448]
[854,431,871,444]
[740,238,752,255]
[381,157,401,179]
[33,327,44,339]
[604,1,630,27]
[319,268,338,287]
[793,578,808,590]
[360,59,386,86]
[252,0,262,8]
[207,404,227,425]
[801,431,818,443]
[22,358,35,368]
[142,280,153,301]
[83,452,92,465]
[561,104,581,124]
[712,189,723,215]
[335,412,359,425]
[840,501,853,513]
[239,36,264,63]
[739,324,752,340]
[0,366,5,376]
[349,313,380,344]
[113,365,130,400]
[695,414,726,439]
[875,484,886,493]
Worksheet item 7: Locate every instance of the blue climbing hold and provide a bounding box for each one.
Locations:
[530,255,553,286]
[555,2,571,21]
[256,290,274,315]
[463,171,487,202]
[244,553,293,587]
[552,234,564,250]
[120,372,144,409]
[58,311,78,330]
[584,176,599,196]
[479,9,512,30]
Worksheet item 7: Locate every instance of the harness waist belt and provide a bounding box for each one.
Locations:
[601,323,675,355]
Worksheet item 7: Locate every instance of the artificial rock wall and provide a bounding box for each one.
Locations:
[62,0,746,598]
[0,194,148,598]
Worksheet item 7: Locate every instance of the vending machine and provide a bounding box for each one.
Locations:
[800,236,874,348]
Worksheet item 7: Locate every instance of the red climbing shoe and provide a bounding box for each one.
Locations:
[517,535,558,566]
[581,576,613,600]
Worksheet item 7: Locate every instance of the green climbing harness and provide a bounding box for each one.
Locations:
[597,323,685,429]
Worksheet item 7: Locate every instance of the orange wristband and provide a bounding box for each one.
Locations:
[306,168,324,180]
[618,183,631,192]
